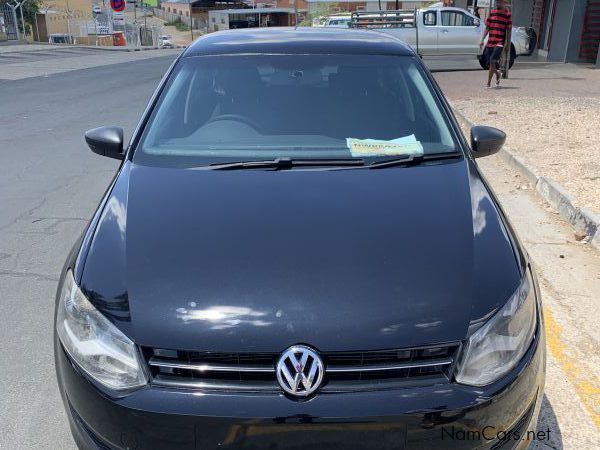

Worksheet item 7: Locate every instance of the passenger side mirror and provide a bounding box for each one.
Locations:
[470,126,506,158]
[84,126,125,160]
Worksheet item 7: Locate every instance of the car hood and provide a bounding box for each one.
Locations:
[80,160,521,352]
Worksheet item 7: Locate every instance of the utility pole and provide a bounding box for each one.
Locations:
[14,0,29,40]
[189,3,193,43]
[34,11,39,41]
[502,29,511,79]
[293,0,297,26]
[93,12,98,46]
[7,3,20,40]
[65,0,73,43]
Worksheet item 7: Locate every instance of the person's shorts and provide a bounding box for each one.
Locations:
[484,46,504,64]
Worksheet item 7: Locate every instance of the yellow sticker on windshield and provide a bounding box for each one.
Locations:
[346,135,424,157]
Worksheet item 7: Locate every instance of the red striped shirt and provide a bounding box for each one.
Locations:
[486,9,512,47]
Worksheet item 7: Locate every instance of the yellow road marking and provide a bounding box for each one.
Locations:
[544,307,600,429]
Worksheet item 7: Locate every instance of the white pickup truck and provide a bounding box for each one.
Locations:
[349,7,536,69]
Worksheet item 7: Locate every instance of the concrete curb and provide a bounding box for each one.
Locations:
[74,45,186,52]
[453,108,600,251]
[0,43,185,54]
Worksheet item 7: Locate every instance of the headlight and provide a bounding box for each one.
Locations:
[56,270,147,391]
[455,270,537,386]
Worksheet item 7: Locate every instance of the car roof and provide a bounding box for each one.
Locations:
[183,27,415,57]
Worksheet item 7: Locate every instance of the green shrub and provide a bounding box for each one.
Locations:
[165,20,191,32]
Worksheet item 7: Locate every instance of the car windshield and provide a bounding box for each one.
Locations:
[135,54,459,167]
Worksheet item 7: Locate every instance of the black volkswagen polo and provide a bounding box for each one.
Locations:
[55,28,545,450]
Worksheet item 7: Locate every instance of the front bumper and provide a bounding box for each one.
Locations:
[56,324,545,450]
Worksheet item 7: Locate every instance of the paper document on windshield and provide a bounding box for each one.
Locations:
[346,135,424,158]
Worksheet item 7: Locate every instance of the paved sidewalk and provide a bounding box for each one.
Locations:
[435,64,600,219]
[0,43,54,54]
[0,43,177,54]
[477,151,600,448]
[0,46,181,80]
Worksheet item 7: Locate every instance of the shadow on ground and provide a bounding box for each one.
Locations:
[530,394,563,449]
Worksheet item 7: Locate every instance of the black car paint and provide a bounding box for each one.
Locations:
[55,327,544,449]
[55,27,543,449]
[78,158,521,352]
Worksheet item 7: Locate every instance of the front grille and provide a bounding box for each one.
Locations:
[143,343,461,393]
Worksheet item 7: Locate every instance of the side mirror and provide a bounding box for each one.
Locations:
[84,126,125,160]
[470,126,506,158]
[474,18,481,27]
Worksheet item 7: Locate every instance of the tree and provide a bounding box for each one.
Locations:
[0,0,42,35]
[298,2,333,27]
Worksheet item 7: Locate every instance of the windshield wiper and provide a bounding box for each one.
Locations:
[205,157,365,170]
[368,151,463,169]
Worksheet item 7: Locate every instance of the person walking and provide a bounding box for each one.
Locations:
[479,0,512,88]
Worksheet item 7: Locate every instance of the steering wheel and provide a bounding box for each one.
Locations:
[206,114,264,134]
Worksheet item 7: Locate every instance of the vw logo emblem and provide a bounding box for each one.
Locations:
[276,345,324,397]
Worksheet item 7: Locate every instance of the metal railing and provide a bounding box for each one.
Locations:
[350,9,418,29]
[350,9,420,55]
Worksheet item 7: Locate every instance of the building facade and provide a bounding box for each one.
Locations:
[533,0,600,65]
[464,1,600,66]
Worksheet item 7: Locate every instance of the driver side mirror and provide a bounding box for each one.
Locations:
[470,126,506,158]
[84,126,125,160]
[474,18,481,27]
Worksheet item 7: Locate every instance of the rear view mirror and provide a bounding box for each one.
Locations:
[85,126,125,160]
[470,126,506,158]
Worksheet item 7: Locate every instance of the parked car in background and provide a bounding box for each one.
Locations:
[92,5,102,14]
[48,33,75,44]
[323,15,351,28]
[158,35,174,48]
[350,7,536,69]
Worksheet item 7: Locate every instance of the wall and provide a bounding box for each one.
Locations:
[277,0,308,9]
[161,1,192,17]
[208,10,229,31]
[547,0,587,62]
[511,0,535,27]
[42,0,95,20]
[43,12,73,35]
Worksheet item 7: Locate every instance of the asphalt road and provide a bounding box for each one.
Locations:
[0,54,178,449]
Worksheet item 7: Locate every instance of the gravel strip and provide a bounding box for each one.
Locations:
[452,95,600,215]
